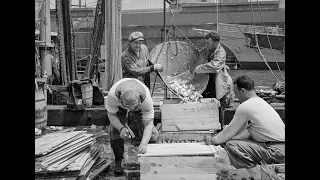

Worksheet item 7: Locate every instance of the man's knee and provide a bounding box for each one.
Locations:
[225,140,242,154]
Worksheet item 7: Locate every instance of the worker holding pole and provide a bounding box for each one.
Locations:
[105,78,159,174]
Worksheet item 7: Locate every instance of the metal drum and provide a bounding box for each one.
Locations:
[149,41,209,95]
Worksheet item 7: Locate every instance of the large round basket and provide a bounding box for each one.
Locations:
[149,41,209,95]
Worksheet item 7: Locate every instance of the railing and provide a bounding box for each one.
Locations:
[218,23,285,36]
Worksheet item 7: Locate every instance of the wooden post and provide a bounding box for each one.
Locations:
[103,0,122,90]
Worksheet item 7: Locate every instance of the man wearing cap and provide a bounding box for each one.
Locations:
[193,31,234,126]
[121,31,164,88]
[105,78,159,173]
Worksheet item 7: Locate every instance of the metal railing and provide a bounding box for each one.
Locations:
[218,23,285,35]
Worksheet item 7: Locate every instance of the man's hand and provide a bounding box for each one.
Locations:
[203,135,213,145]
[120,127,131,140]
[138,143,147,154]
[154,64,164,72]
[192,65,201,77]
[203,135,219,145]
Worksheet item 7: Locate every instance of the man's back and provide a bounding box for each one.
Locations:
[237,97,285,142]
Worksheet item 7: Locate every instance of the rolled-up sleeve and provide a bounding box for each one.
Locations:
[196,45,226,74]
[141,95,154,120]
[105,94,119,114]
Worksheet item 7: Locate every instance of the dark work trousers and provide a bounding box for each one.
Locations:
[221,139,285,169]
[201,73,227,130]
[109,106,158,161]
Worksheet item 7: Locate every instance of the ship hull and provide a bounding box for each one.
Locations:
[219,30,285,70]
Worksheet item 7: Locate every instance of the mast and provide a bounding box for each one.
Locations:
[163,0,168,99]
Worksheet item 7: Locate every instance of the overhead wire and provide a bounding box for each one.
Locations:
[249,0,281,82]
[256,0,284,81]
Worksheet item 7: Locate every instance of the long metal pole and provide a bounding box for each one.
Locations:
[39,0,53,77]
[216,0,218,32]
[163,0,168,99]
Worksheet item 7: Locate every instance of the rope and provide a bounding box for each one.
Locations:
[256,0,284,81]
[249,0,281,82]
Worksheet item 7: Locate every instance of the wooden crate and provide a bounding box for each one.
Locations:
[138,143,219,180]
[160,98,221,132]
[261,164,285,180]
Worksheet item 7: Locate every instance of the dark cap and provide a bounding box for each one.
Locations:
[128,31,144,42]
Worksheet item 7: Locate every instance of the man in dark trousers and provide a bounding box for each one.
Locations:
[105,78,159,173]
[193,31,234,127]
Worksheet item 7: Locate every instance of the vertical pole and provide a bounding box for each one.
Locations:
[216,0,218,32]
[39,0,53,78]
[163,0,168,99]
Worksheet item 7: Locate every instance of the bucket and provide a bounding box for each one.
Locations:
[81,82,93,107]
[35,88,47,130]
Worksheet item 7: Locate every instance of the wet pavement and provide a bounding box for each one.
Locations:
[36,126,254,180]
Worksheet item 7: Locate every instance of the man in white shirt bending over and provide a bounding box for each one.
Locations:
[105,78,158,174]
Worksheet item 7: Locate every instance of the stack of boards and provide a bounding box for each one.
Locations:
[35,128,110,179]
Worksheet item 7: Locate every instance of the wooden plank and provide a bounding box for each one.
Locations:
[208,145,217,154]
[138,143,216,157]
[84,159,111,180]
[161,121,220,131]
[42,140,94,167]
[158,132,211,142]
[139,156,218,180]
[42,134,94,160]
[78,149,101,176]
[35,131,85,156]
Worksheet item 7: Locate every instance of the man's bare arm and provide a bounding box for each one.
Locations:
[107,111,124,131]
[140,118,154,145]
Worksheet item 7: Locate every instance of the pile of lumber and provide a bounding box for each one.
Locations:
[35,128,110,179]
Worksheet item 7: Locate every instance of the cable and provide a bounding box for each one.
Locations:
[256,0,284,81]
[249,0,281,82]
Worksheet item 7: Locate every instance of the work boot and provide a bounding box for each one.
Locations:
[110,139,125,174]
[114,158,124,174]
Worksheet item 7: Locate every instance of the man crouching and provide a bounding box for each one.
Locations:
[203,75,285,180]
[105,78,158,174]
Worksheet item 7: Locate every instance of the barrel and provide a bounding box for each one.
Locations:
[81,82,93,107]
[35,88,47,130]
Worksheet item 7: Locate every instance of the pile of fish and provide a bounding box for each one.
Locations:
[167,71,203,103]
[255,88,277,97]
[35,128,110,179]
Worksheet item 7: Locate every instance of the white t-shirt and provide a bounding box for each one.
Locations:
[234,97,285,142]
[105,78,154,120]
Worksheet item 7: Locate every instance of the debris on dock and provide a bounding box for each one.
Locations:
[35,127,111,179]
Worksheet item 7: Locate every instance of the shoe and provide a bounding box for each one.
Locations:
[114,160,124,174]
